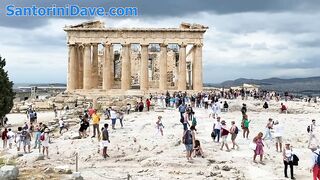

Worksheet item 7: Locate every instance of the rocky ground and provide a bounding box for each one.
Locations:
[1,97,319,179]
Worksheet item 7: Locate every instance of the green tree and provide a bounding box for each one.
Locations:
[0,55,15,126]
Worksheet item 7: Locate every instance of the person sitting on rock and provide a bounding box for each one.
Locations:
[193,139,204,158]
[280,103,287,114]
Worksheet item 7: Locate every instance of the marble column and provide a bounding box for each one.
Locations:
[103,43,112,90]
[159,43,168,90]
[140,44,149,91]
[178,43,187,91]
[121,44,131,90]
[83,44,92,90]
[110,45,114,87]
[67,44,78,91]
[78,45,84,89]
[91,44,99,89]
[193,43,203,91]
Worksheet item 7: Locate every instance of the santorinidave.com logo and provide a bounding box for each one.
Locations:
[5,4,138,17]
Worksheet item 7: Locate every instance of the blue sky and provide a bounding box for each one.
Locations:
[0,0,320,83]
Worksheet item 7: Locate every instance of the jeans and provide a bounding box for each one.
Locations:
[284,160,294,178]
[264,128,272,140]
[214,129,221,142]
[93,124,100,137]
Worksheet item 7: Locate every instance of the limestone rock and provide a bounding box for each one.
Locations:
[54,165,73,174]
[0,165,19,180]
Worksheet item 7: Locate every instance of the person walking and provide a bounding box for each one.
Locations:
[310,144,320,180]
[253,132,264,164]
[59,118,68,135]
[182,128,194,161]
[2,128,8,149]
[146,98,151,111]
[241,115,251,139]
[230,121,239,150]
[40,128,50,158]
[283,143,295,179]
[110,108,117,130]
[7,128,15,149]
[220,120,230,151]
[91,110,100,138]
[213,117,222,142]
[274,120,284,152]
[263,118,273,140]
[156,116,164,136]
[101,123,110,159]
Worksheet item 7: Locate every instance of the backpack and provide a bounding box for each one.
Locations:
[20,130,27,141]
[314,152,320,166]
[234,126,239,134]
[292,154,299,166]
[40,133,45,141]
[307,124,313,133]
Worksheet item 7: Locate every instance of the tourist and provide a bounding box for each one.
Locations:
[241,115,250,139]
[34,127,41,152]
[117,111,124,128]
[29,122,34,137]
[110,108,117,130]
[178,103,186,119]
[138,100,144,112]
[308,119,319,147]
[230,121,239,150]
[210,102,220,119]
[186,104,193,121]
[182,113,190,131]
[182,128,194,161]
[59,118,68,135]
[213,117,222,142]
[263,118,273,140]
[79,116,90,138]
[280,103,287,113]
[283,143,295,179]
[241,103,247,116]
[22,128,31,153]
[156,116,164,136]
[273,120,284,152]
[101,123,110,159]
[126,103,131,114]
[310,144,320,180]
[220,120,230,151]
[146,98,151,111]
[223,101,229,112]
[7,128,15,149]
[2,128,8,149]
[253,132,264,163]
[191,112,197,131]
[15,127,23,151]
[193,140,204,158]
[40,128,50,158]
[91,110,100,138]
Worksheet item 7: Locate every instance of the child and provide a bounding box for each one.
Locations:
[193,140,204,158]
[156,116,164,136]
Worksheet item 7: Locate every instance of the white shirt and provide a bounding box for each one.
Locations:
[59,120,64,127]
[274,124,284,137]
[7,131,15,139]
[214,121,222,130]
[110,110,117,119]
[311,149,320,168]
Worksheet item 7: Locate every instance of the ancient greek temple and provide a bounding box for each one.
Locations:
[64,21,207,94]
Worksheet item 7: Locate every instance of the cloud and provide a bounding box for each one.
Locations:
[1,2,320,83]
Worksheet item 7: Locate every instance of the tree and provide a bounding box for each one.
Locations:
[0,55,15,126]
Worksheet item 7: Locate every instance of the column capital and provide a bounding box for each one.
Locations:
[179,42,187,48]
[159,43,168,47]
[140,43,149,47]
[194,43,203,47]
[103,43,112,47]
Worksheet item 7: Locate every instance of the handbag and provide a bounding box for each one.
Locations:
[292,154,299,166]
[211,131,216,139]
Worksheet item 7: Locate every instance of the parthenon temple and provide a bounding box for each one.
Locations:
[64,21,208,94]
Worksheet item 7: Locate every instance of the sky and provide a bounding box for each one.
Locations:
[0,0,320,84]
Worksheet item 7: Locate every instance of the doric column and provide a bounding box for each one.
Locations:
[110,45,114,87]
[159,43,168,90]
[193,43,203,91]
[121,44,131,90]
[67,44,77,91]
[78,45,84,89]
[178,43,187,91]
[83,44,92,90]
[91,43,99,89]
[140,44,149,91]
[103,43,112,90]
